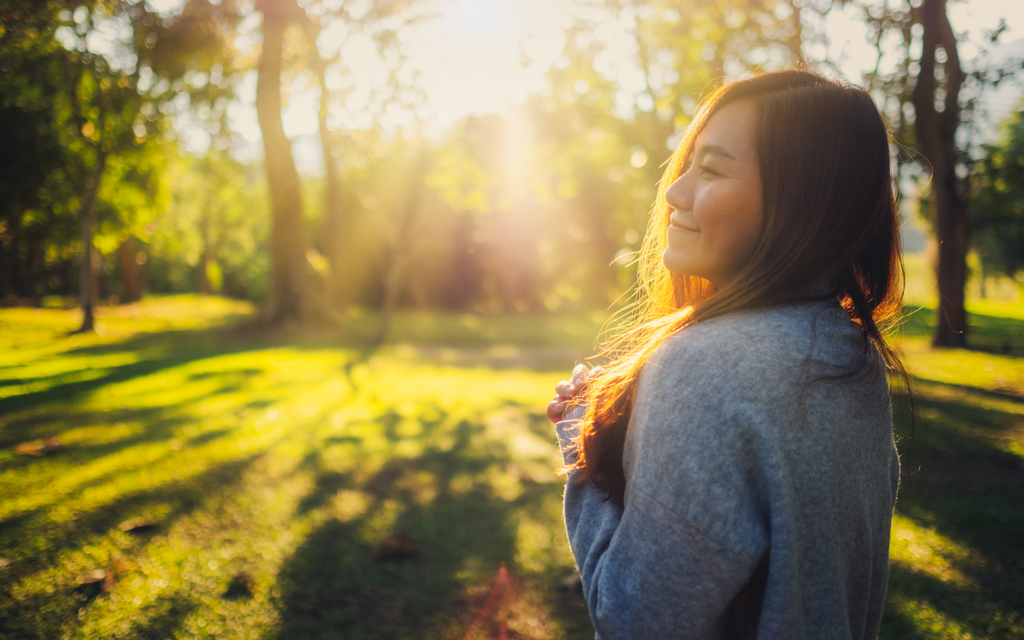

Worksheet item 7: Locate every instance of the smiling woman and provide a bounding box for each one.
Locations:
[549,69,909,640]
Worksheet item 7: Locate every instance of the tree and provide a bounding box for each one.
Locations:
[971,104,1024,286]
[510,0,807,312]
[856,0,1022,346]
[0,2,134,327]
[252,0,426,325]
[254,0,317,326]
[0,0,241,329]
[911,0,967,346]
[145,150,268,300]
[0,3,77,303]
[65,53,143,331]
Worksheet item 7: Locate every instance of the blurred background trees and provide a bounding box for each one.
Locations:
[1,0,1021,344]
[0,0,240,330]
[971,104,1024,293]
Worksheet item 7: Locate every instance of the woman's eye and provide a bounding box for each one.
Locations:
[699,164,718,177]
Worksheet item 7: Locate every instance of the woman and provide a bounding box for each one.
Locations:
[548,69,905,639]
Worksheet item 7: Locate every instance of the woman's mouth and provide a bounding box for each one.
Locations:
[668,218,699,233]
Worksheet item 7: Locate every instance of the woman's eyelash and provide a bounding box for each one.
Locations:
[699,164,718,175]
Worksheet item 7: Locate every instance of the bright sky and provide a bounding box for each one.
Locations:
[145,0,1024,171]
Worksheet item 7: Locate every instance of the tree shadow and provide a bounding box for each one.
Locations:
[269,404,582,640]
[0,455,260,585]
[296,471,354,515]
[0,454,260,640]
[883,377,1024,637]
[0,396,257,513]
[0,333,267,417]
[123,595,197,640]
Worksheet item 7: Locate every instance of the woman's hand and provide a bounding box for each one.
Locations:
[546,364,603,423]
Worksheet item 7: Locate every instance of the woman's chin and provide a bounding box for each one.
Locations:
[662,248,696,278]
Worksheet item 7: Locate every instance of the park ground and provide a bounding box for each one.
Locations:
[1,263,1022,639]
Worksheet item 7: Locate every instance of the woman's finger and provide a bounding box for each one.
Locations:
[547,397,568,423]
[555,379,575,399]
[571,364,590,388]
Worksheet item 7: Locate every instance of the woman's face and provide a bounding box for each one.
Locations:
[662,98,764,288]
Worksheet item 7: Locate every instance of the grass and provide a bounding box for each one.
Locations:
[0,287,1021,639]
[0,297,603,640]
[880,274,1024,638]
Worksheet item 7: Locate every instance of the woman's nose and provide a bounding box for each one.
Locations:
[664,173,691,211]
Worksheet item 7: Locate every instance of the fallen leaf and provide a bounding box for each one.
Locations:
[76,569,108,586]
[15,436,62,456]
[459,564,517,640]
[118,518,158,534]
[74,568,114,595]
[111,554,134,573]
[372,532,422,560]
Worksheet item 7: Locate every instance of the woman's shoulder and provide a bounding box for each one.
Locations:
[647,298,863,388]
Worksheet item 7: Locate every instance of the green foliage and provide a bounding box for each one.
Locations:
[970,105,1024,280]
[0,3,84,299]
[0,0,242,304]
[147,152,270,301]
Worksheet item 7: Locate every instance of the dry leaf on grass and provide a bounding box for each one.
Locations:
[458,564,518,640]
[75,569,115,595]
[118,518,158,534]
[15,436,62,456]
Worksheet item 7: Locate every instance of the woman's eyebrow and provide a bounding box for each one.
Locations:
[695,144,736,161]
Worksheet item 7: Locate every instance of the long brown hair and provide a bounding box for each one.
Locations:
[567,69,908,506]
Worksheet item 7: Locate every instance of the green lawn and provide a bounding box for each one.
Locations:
[0,294,1021,639]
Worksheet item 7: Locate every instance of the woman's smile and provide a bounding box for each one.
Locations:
[668,217,699,233]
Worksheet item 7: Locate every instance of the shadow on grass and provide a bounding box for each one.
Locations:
[900,305,1024,356]
[270,406,590,640]
[0,327,270,418]
[125,595,198,640]
[0,455,261,573]
[881,377,1024,638]
[0,409,192,475]
[0,455,260,640]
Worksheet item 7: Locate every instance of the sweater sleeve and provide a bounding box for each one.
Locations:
[556,337,772,640]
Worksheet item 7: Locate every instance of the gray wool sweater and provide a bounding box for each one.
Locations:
[556,298,900,640]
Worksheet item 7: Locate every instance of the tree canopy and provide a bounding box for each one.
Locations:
[971,103,1024,283]
[0,0,1019,343]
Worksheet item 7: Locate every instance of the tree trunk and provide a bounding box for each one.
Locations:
[77,149,108,333]
[374,251,407,346]
[911,0,968,348]
[26,239,42,306]
[313,54,346,309]
[2,214,26,300]
[119,236,142,303]
[7,214,36,300]
[375,150,429,344]
[255,0,321,326]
